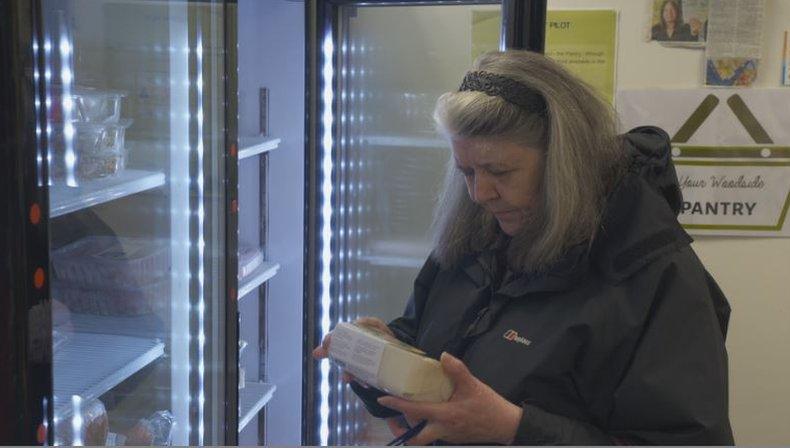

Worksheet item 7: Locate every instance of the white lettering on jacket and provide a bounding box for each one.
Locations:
[503,329,532,346]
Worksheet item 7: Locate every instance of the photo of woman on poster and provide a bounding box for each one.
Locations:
[651,0,707,43]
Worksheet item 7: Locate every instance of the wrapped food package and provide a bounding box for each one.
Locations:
[53,236,170,289]
[328,322,454,402]
[124,410,175,446]
[54,399,108,446]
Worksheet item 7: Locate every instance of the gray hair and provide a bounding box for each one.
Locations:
[431,50,628,273]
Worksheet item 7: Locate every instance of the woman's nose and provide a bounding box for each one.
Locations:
[472,174,498,203]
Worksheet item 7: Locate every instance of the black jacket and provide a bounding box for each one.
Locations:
[351,127,734,445]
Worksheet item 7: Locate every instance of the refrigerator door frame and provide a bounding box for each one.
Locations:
[304,0,546,444]
[0,0,52,444]
[224,0,240,445]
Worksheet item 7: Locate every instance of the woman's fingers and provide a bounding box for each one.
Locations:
[385,417,408,438]
[312,333,332,359]
[376,396,441,422]
[404,422,441,446]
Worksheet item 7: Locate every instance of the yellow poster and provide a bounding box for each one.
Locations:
[472,10,618,104]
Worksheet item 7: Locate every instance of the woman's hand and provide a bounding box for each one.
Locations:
[377,352,523,445]
[311,317,394,385]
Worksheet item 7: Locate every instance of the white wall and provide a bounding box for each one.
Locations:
[549,0,790,443]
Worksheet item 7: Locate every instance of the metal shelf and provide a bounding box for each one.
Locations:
[361,239,429,269]
[238,136,281,160]
[50,169,166,218]
[239,382,276,432]
[238,261,280,300]
[68,312,167,340]
[364,135,447,149]
[362,254,426,269]
[53,331,164,419]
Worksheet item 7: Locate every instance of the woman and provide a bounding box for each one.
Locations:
[314,50,733,445]
[651,0,694,42]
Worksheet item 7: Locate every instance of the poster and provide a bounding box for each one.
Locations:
[472,10,618,104]
[617,89,790,237]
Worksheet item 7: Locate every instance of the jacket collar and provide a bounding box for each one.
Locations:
[461,243,589,296]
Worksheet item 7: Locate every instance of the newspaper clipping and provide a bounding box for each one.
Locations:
[705,0,765,86]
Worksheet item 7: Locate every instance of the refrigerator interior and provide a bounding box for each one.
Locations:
[42,0,228,445]
[318,3,501,445]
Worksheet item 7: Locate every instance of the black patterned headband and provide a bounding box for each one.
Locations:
[458,71,547,116]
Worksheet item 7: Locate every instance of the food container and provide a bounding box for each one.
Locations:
[54,399,108,446]
[238,243,264,279]
[52,277,168,316]
[72,87,126,123]
[50,119,132,180]
[329,322,454,402]
[53,236,170,289]
[73,119,131,156]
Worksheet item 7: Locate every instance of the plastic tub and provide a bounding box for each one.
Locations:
[72,87,126,123]
[73,119,131,155]
[50,119,133,180]
[52,236,170,289]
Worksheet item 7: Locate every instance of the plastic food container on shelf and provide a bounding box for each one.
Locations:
[54,398,108,446]
[50,119,133,181]
[52,236,170,289]
[71,87,126,124]
[238,243,264,279]
[73,119,132,156]
[52,277,169,316]
[73,119,132,179]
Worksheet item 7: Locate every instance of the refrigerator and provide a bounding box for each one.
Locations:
[0,0,240,444]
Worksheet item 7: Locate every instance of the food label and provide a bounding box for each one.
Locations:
[328,323,386,386]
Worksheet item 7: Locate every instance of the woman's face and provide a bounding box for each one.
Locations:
[662,1,678,23]
[451,136,544,236]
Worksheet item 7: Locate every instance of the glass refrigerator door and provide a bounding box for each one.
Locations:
[38,1,231,445]
[309,1,501,445]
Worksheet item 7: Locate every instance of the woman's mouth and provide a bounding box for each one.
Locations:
[493,210,520,219]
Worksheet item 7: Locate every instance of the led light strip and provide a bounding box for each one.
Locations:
[319,31,335,447]
[195,31,206,446]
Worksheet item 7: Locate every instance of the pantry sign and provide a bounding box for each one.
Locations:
[618,89,790,237]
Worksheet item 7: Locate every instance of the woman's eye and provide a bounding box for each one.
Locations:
[490,169,512,177]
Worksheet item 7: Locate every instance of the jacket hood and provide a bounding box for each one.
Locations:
[590,126,691,282]
[623,126,683,214]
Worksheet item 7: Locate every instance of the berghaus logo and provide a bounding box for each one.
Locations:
[503,329,532,346]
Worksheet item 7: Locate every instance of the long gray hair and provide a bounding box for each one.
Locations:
[431,50,627,273]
